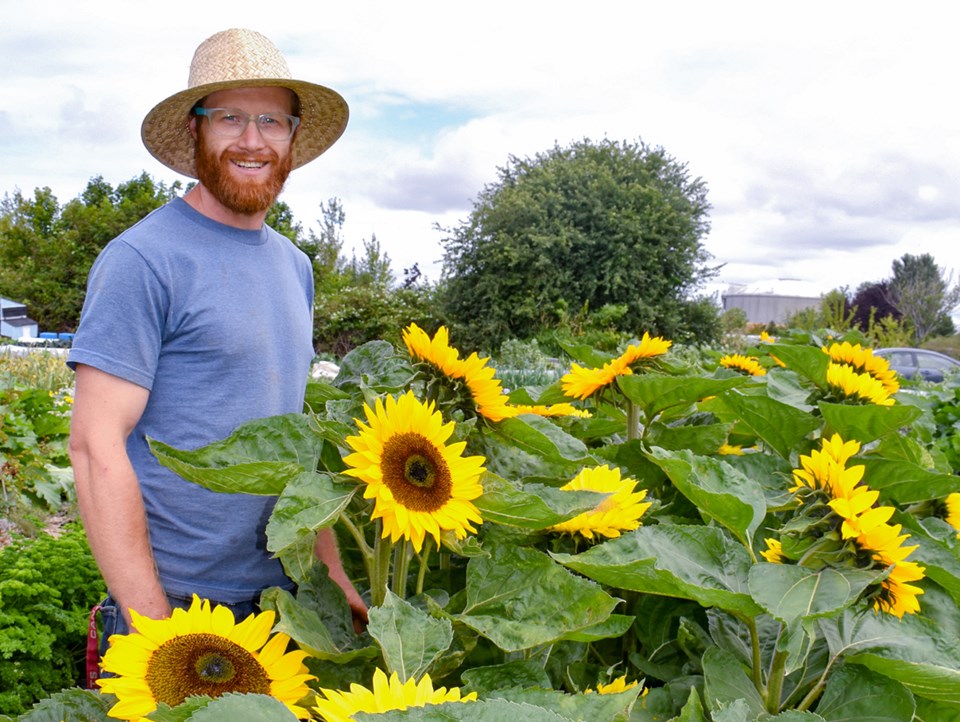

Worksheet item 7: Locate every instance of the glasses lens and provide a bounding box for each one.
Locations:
[256,114,297,141]
[200,109,298,140]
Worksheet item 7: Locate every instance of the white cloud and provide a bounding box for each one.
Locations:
[2,0,959,304]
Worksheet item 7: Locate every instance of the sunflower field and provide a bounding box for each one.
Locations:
[21,326,960,722]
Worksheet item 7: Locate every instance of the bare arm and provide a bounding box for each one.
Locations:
[69,364,170,626]
[314,528,368,627]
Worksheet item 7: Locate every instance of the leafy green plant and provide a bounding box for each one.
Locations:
[0,379,74,517]
[0,524,105,716]
[37,328,960,721]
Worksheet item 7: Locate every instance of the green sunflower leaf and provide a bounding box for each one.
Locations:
[458,544,618,652]
[647,447,766,548]
[820,610,960,705]
[368,590,454,682]
[148,413,324,495]
[265,471,357,554]
[857,457,960,504]
[705,392,821,460]
[553,526,762,617]
[818,401,923,445]
[179,692,299,720]
[15,688,112,722]
[616,373,749,420]
[815,664,916,722]
[747,563,885,625]
[702,647,765,720]
[492,415,590,464]
[474,473,608,529]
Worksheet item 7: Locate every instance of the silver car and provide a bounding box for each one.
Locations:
[874,347,960,383]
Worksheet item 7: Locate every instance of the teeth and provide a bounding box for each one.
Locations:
[235,161,265,168]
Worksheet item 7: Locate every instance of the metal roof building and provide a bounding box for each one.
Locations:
[721,279,822,325]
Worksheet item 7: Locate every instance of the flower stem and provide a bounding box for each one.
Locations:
[338,513,374,581]
[765,648,788,714]
[626,399,641,442]
[370,522,394,607]
[415,538,433,596]
[392,540,412,598]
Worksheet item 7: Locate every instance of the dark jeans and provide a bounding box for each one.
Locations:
[97,592,261,663]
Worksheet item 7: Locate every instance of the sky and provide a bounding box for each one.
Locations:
[2,0,958,308]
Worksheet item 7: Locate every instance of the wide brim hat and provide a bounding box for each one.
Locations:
[141,28,348,178]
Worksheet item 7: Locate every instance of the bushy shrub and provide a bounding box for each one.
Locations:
[0,524,105,716]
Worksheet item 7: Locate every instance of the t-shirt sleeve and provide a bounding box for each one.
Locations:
[67,240,167,390]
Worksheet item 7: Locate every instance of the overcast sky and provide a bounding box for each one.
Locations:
[2,0,958,305]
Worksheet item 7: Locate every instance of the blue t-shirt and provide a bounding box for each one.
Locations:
[68,198,314,602]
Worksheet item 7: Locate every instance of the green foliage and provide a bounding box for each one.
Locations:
[0,174,179,331]
[313,284,442,357]
[0,376,74,519]
[722,307,748,335]
[135,326,960,720]
[0,524,105,716]
[890,253,959,344]
[440,137,715,351]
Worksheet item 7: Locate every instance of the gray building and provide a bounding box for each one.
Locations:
[722,280,821,325]
[1,297,39,339]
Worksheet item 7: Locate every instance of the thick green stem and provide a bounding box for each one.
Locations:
[370,522,394,607]
[746,617,763,692]
[392,540,412,598]
[626,399,641,442]
[415,538,433,596]
[765,648,788,714]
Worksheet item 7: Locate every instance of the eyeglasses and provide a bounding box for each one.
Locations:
[193,107,300,141]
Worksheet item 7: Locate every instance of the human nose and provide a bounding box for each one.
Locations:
[235,115,267,148]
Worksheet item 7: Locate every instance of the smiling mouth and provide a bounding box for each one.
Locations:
[232,160,267,169]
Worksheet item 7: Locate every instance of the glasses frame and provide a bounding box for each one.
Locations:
[193,107,301,141]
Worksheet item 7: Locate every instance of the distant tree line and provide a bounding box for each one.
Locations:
[1,137,727,357]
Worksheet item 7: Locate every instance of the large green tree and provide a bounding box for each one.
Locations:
[888,253,958,343]
[439,137,716,351]
[0,174,180,331]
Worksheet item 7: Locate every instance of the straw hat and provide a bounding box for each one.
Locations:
[141,28,348,178]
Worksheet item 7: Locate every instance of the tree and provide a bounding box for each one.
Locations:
[439,137,715,350]
[850,280,900,331]
[296,198,349,294]
[0,174,179,331]
[887,253,959,343]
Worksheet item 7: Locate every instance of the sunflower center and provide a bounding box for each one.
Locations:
[382,432,453,511]
[145,632,271,707]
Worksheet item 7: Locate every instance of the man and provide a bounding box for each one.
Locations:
[67,29,366,654]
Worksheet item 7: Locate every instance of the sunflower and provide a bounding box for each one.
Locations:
[548,465,652,540]
[560,359,626,401]
[719,353,767,376]
[826,362,895,406]
[946,493,960,538]
[584,674,644,695]
[759,331,776,343]
[783,435,925,617]
[790,435,866,502]
[856,521,926,618]
[343,390,486,552]
[511,402,592,418]
[718,443,744,455]
[761,538,784,563]
[403,323,463,377]
[823,342,899,395]
[560,333,671,401]
[617,332,673,367]
[97,596,314,721]
[403,323,516,422]
[457,351,517,422]
[313,668,476,722]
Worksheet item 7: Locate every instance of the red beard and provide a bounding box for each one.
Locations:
[194,138,293,215]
